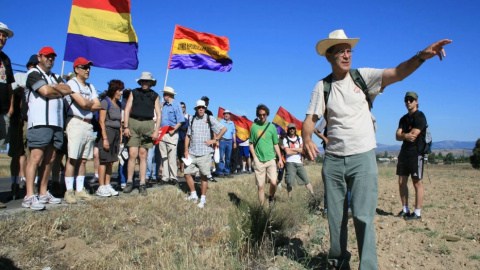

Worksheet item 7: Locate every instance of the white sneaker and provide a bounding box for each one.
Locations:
[96,186,111,197]
[197,198,206,208]
[277,183,282,188]
[186,194,199,203]
[107,185,119,196]
[19,178,26,189]
[22,195,46,210]
[38,191,62,204]
[121,183,126,190]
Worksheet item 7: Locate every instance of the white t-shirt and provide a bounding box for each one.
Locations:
[66,77,98,119]
[306,68,383,156]
[283,136,303,163]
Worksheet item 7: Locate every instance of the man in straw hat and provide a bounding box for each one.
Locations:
[0,22,15,150]
[216,109,236,178]
[302,29,451,269]
[159,86,184,185]
[123,72,161,196]
[184,100,226,208]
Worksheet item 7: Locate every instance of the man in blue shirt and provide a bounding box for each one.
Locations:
[159,86,184,185]
[217,110,236,178]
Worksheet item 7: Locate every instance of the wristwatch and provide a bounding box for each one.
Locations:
[215,138,219,142]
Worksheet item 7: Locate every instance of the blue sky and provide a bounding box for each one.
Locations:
[3,0,479,146]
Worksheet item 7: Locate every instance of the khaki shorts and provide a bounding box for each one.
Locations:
[184,154,212,176]
[66,117,95,160]
[127,118,154,149]
[254,158,277,187]
[285,162,310,187]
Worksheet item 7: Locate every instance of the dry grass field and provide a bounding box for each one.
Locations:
[0,162,479,269]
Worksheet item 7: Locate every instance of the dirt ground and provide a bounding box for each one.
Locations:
[307,163,480,270]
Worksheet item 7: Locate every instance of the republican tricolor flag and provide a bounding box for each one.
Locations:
[64,0,139,70]
[168,25,233,72]
[273,106,303,136]
[217,107,252,142]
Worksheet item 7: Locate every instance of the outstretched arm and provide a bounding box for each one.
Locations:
[302,114,320,161]
[381,39,452,88]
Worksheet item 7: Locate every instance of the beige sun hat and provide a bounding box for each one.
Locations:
[136,71,157,86]
[162,86,177,95]
[315,29,359,56]
[0,22,14,38]
[194,100,207,109]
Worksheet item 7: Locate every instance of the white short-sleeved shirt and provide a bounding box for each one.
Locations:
[306,68,383,156]
[66,77,98,119]
[283,136,303,163]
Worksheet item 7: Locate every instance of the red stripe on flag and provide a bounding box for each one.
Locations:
[72,0,131,13]
[173,25,230,51]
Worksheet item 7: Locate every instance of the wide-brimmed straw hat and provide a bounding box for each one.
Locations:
[0,22,14,38]
[162,86,177,95]
[315,29,359,56]
[136,72,157,86]
[194,100,207,109]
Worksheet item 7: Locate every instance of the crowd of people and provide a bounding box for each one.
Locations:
[1,21,452,269]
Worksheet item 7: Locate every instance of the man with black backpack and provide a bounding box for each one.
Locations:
[63,57,102,204]
[396,91,427,221]
[22,47,72,210]
[302,29,451,269]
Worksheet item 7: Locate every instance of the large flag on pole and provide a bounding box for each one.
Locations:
[217,107,252,142]
[64,0,139,70]
[168,25,233,72]
[272,106,303,136]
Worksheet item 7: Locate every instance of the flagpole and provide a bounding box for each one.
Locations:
[164,25,177,88]
[61,61,65,78]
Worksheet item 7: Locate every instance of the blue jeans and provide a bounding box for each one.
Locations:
[218,140,233,174]
[146,144,161,179]
[118,162,128,184]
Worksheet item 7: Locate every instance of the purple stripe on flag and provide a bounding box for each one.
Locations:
[64,34,138,70]
[169,54,232,72]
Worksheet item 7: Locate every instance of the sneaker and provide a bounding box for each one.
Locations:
[22,195,46,210]
[396,210,410,218]
[405,213,422,221]
[96,186,111,197]
[19,178,26,189]
[107,185,119,196]
[75,188,94,201]
[277,183,282,188]
[88,176,99,184]
[207,176,217,182]
[241,170,247,174]
[39,191,62,204]
[64,189,77,204]
[139,184,148,196]
[123,182,134,193]
[186,194,199,203]
[121,183,127,190]
[198,198,206,208]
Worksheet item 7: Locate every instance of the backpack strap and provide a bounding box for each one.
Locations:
[253,122,271,150]
[190,113,214,139]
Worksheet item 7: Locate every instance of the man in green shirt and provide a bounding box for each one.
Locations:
[249,104,284,207]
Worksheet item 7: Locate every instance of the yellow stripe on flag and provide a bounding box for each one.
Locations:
[67,5,137,42]
[236,126,250,142]
[171,39,230,60]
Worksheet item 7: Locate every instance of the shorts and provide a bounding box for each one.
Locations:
[396,153,424,180]
[253,158,277,187]
[66,117,95,160]
[127,118,154,149]
[184,154,212,176]
[285,162,310,187]
[96,127,120,163]
[240,145,250,157]
[8,119,25,157]
[26,125,64,150]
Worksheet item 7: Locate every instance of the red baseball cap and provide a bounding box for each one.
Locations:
[38,47,57,56]
[73,57,94,68]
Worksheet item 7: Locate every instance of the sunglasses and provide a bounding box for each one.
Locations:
[76,65,90,70]
[404,97,416,103]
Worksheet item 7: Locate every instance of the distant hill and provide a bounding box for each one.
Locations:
[376,140,475,151]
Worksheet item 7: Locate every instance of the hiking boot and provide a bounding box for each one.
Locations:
[197,198,206,208]
[64,189,77,204]
[396,210,410,218]
[139,184,148,196]
[0,202,6,208]
[123,182,134,193]
[186,193,199,203]
[75,188,94,201]
[96,186,111,197]
[107,185,119,196]
[405,213,422,221]
[22,195,45,211]
[39,191,62,204]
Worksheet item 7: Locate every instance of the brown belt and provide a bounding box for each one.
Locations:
[71,115,92,123]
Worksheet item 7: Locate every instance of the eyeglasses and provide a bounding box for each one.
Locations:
[76,65,90,70]
[288,127,296,130]
[335,49,353,56]
[404,97,416,103]
[258,113,267,117]
[0,32,8,39]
